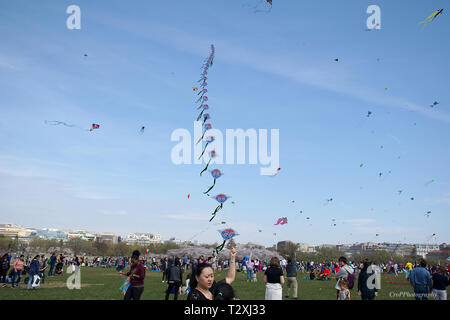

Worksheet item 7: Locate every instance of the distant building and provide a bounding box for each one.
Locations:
[124,233,163,245]
[97,233,118,244]
[35,228,68,241]
[164,237,182,245]
[65,230,97,241]
[413,244,440,258]
[0,224,33,239]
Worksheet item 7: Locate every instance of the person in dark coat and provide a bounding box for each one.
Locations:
[165,258,183,300]
[357,260,379,300]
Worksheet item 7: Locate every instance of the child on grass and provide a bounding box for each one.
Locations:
[338,278,351,300]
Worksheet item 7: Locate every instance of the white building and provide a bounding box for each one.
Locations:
[414,244,440,258]
[124,233,163,245]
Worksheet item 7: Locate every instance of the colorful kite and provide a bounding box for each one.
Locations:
[196,123,212,144]
[203,169,223,194]
[200,150,217,176]
[419,9,444,27]
[196,104,210,121]
[274,217,288,225]
[198,136,215,160]
[90,124,100,131]
[202,113,211,125]
[425,211,431,218]
[214,228,239,254]
[210,194,230,222]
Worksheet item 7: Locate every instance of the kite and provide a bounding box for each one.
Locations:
[274,217,288,225]
[193,87,198,92]
[196,104,209,121]
[410,197,414,201]
[425,211,431,218]
[367,111,372,117]
[306,217,310,220]
[196,123,212,144]
[187,194,190,199]
[360,164,364,167]
[379,172,383,177]
[430,101,439,108]
[214,228,239,254]
[398,190,403,195]
[299,210,303,214]
[210,194,231,222]
[271,168,281,177]
[427,233,437,241]
[200,150,217,176]
[198,136,215,160]
[425,179,435,186]
[197,88,208,97]
[258,230,262,232]
[202,113,211,125]
[334,58,339,62]
[203,169,223,194]
[324,198,333,205]
[90,124,100,131]
[120,277,131,295]
[273,233,277,236]
[244,0,273,14]
[419,9,444,27]
[196,95,208,104]
[140,126,145,134]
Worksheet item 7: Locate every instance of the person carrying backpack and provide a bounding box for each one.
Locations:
[335,256,354,300]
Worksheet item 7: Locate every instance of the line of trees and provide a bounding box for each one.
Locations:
[0,235,181,257]
[277,243,440,266]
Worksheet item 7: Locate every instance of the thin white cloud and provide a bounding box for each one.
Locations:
[97,15,450,124]
[166,214,208,221]
[100,210,128,216]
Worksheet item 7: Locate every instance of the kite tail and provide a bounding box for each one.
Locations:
[196,109,205,121]
[198,142,209,160]
[214,240,226,255]
[200,158,212,176]
[196,95,203,103]
[209,204,223,222]
[202,117,207,125]
[203,179,216,194]
[196,131,206,145]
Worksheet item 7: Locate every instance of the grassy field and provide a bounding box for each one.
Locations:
[0,266,445,300]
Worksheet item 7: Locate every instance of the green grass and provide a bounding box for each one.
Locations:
[0,267,445,300]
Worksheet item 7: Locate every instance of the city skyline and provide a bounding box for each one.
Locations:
[1,1,449,247]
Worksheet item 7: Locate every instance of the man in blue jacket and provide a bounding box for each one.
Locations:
[409,259,432,300]
[27,255,41,290]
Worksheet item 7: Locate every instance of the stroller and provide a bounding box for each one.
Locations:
[55,262,63,275]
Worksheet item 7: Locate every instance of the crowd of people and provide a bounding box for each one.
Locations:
[1,249,448,300]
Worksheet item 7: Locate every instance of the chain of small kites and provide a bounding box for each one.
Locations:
[193,45,236,255]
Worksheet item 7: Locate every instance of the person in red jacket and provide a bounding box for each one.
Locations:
[119,250,145,300]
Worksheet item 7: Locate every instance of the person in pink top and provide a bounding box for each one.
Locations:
[11,255,25,288]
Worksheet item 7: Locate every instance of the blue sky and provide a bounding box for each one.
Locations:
[0,0,449,246]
